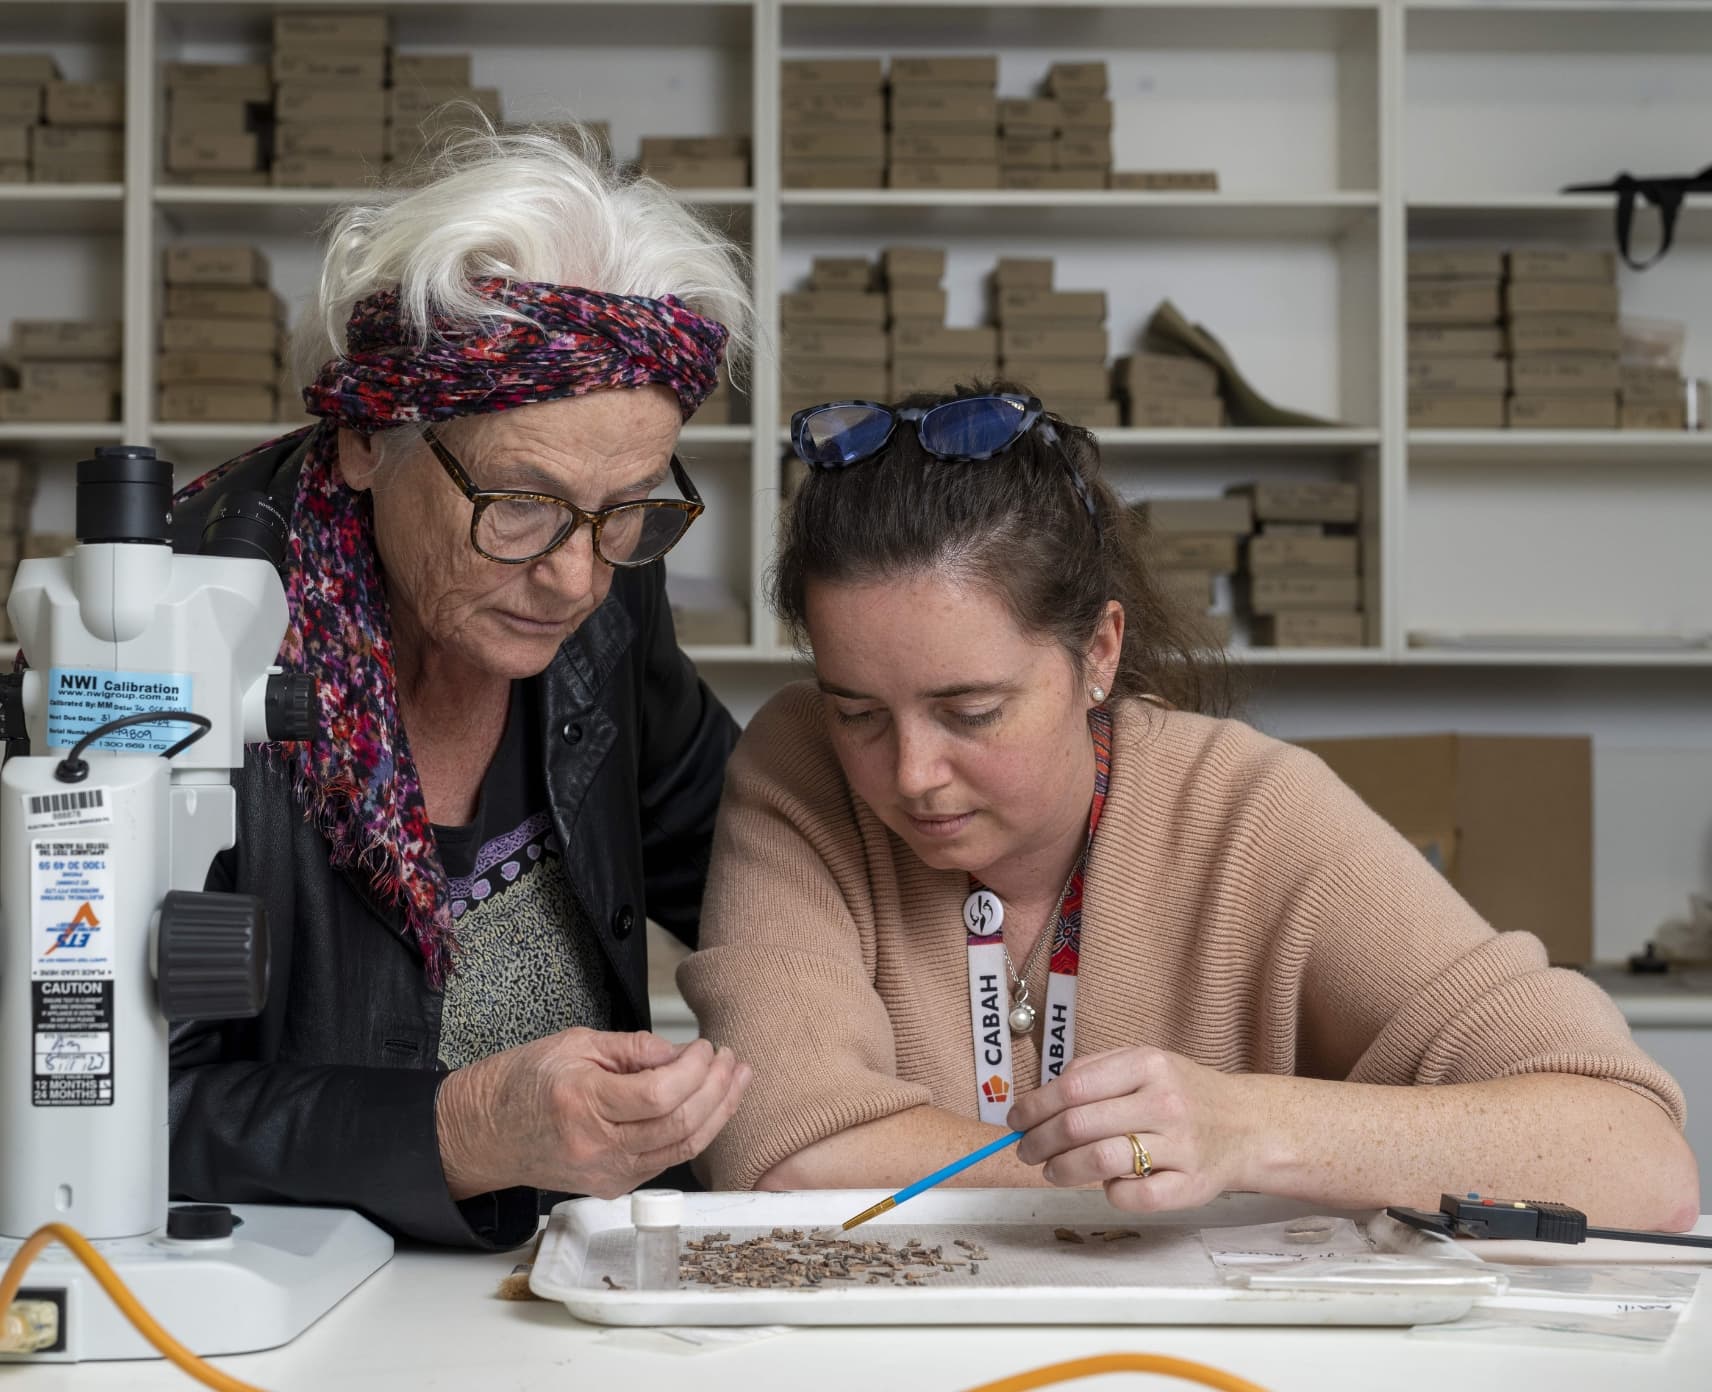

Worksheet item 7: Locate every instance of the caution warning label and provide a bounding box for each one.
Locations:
[32,980,113,1106]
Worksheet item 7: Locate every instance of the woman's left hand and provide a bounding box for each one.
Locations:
[1009,1046,1258,1213]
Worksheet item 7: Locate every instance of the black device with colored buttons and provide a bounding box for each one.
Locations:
[1386,1193,1712,1250]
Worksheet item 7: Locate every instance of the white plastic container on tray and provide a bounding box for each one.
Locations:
[531,1188,1486,1328]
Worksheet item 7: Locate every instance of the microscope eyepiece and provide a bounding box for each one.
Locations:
[75,444,174,546]
[200,491,290,569]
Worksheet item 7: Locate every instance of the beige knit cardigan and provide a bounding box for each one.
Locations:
[680,683,1683,1192]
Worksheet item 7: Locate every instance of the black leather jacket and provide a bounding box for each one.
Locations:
[166,429,739,1248]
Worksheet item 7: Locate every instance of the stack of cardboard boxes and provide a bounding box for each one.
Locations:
[162,62,270,185]
[1406,248,1507,429]
[29,70,125,185]
[992,259,1116,427]
[0,55,58,182]
[637,135,750,191]
[1504,250,1621,430]
[1113,351,1221,428]
[892,248,996,395]
[1232,482,1364,649]
[888,56,998,191]
[273,10,389,188]
[0,458,29,645]
[0,321,121,422]
[781,58,886,190]
[1003,62,1112,191]
[158,245,285,423]
[779,260,888,422]
[1137,496,1247,648]
[387,51,500,177]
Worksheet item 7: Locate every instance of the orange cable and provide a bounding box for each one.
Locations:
[0,1222,266,1392]
[964,1352,1272,1392]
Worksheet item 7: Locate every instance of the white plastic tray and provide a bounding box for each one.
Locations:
[531,1189,1483,1327]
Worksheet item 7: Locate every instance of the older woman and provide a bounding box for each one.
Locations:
[167,129,753,1248]
[682,387,1698,1229]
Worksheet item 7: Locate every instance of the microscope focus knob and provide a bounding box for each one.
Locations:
[264,671,318,742]
[157,891,269,1022]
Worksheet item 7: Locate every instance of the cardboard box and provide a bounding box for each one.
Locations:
[0,55,59,84]
[1139,497,1253,536]
[271,51,386,88]
[1116,352,1219,398]
[0,161,26,183]
[671,601,748,648]
[0,388,116,422]
[641,157,749,190]
[0,87,41,123]
[31,127,122,160]
[1000,99,1059,132]
[1253,611,1365,648]
[274,12,389,46]
[788,328,888,364]
[890,131,997,163]
[1407,325,1505,359]
[999,137,1055,169]
[1505,281,1619,319]
[781,58,885,88]
[14,321,121,361]
[31,155,123,183]
[1506,249,1616,283]
[1295,734,1592,964]
[882,246,946,286]
[160,318,279,355]
[1151,535,1239,572]
[386,86,501,124]
[887,288,947,324]
[992,258,1054,290]
[782,128,885,163]
[1407,394,1506,429]
[1000,359,1109,396]
[639,135,750,163]
[1127,397,1223,428]
[1228,481,1359,525]
[275,86,387,125]
[18,361,119,395]
[158,384,276,422]
[392,54,473,88]
[891,358,996,393]
[1244,575,1362,613]
[44,81,123,126]
[1003,168,1105,190]
[782,87,884,127]
[782,163,883,190]
[1045,62,1108,98]
[780,365,888,400]
[1622,401,1686,430]
[1506,395,1619,430]
[780,291,887,328]
[168,94,263,135]
[21,531,75,559]
[166,131,261,172]
[890,56,998,87]
[1407,357,1509,395]
[271,156,372,189]
[887,162,1000,190]
[1054,134,1112,169]
[996,288,1106,324]
[1157,569,1214,609]
[1107,170,1219,191]
[889,89,997,128]
[1507,316,1621,356]
[1407,281,1501,325]
[1000,326,1107,361]
[1057,99,1114,132]
[168,170,270,188]
[163,244,268,286]
[809,258,873,292]
[157,350,277,385]
[1508,355,1620,395]
[1619,365,1683,404]
[1054,398,1120,429]
[1247,534,1359,575]
[1407,249,1505,280]
[893,324,998,359]
[0,126,25,163]
[163,285,282,320]
[162,63,271,97]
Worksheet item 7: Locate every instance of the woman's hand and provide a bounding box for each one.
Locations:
[1009,1046,1256,1213]
[436,1029,752,1201]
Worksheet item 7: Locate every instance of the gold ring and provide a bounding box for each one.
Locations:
[1127,1133,1152,1179]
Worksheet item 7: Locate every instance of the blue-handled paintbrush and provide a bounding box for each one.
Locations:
[840,1130,1024,1231]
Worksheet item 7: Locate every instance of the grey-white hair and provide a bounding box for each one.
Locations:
[289,120,753,399]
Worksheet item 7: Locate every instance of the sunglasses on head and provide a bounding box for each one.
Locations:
[789,391,1097,520]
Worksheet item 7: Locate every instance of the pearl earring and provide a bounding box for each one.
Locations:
[1090,686,1106,702]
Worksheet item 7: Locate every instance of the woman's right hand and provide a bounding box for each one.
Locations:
[435,1029,752,1200]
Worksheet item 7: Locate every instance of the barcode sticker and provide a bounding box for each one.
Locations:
[23,785,111,832]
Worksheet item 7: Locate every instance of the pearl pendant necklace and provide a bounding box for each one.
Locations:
[1008,993,1037,1034]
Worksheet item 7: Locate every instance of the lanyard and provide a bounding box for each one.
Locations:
[964,706,1113,1124]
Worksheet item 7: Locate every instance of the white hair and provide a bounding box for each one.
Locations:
[290,120,753,396]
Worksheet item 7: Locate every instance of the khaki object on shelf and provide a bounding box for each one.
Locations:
[783,164,883,189]
[1116,352,1220,399]
[892,357,999,394]
[392,54,473,88]
[19,362,119,395]
[1407,357,1508,395]
[996,288,1106,323]
[889,89,996,129]
[1000,137,1055,169]
[1001,325,1106,361]
[1621,400,1687,430]
[14,321,121,361]
[1408,394,1506,429]
[782,58,884,88]
[1507,316,1621,356]
[808,258,873,292]
[1253,611,1365,648]
[639,135,749,163]
[1244,574,1362,614]
[1407,248,1506,280]
[882,246,946,285]
[1054,134,1112,170]
[44,81,123,126]
[1247,533,1359,576]
[1505,281,1619,320]
[164,245,268,286]
[0,128,26,163]
[164,285,282,320]
[788,328,887,364]
[1127,397,1223,428]
[888,163,1001,191]
[162,63,271,98]
[1508,356,1620,395]
[892,323,999,358]
[272,156,374,189]
[0,162,26,183]
[783,87,884,127]
[1227,481,1360,526]
[168,93,265,135]
[161,318,280,355]
[387,85,501,124]
[276,87,387,125]
[166,131,261,173]
[1156,569,1215,609]
[1619,365,1683,403]
[0,87,42,123]
[1044,62,1108,98]
[890,131,998,164]
[1058,98,1114,132]
[158,384,277,423]
[1408,325,1505,359]
[1506,395,1619,430]
[158,350,277,386]
[992,258,1054,291]
[1139,496,1253,536]
[1506,248,1616,283]
[0,388,117,422]
[1108,170,1219,191]
[642,158,748,190]
[781,290,887,328]
[1014,170,1110,191]
[1001,359,1108,396]
[1407,280,1502,325]
[890,56,998,87]
[782,129,884,163]
[1054,397,1120,428]
[1144,299,1335,428]
[273,11,389,47]
[272,50,386,88]
[1151,535,1239,572]
[887,288,947,324]
[0,55,59,84]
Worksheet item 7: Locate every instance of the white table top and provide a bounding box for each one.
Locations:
[8,1215,1711,1392]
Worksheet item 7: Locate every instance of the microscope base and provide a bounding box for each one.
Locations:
[0,1204,393,1363]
